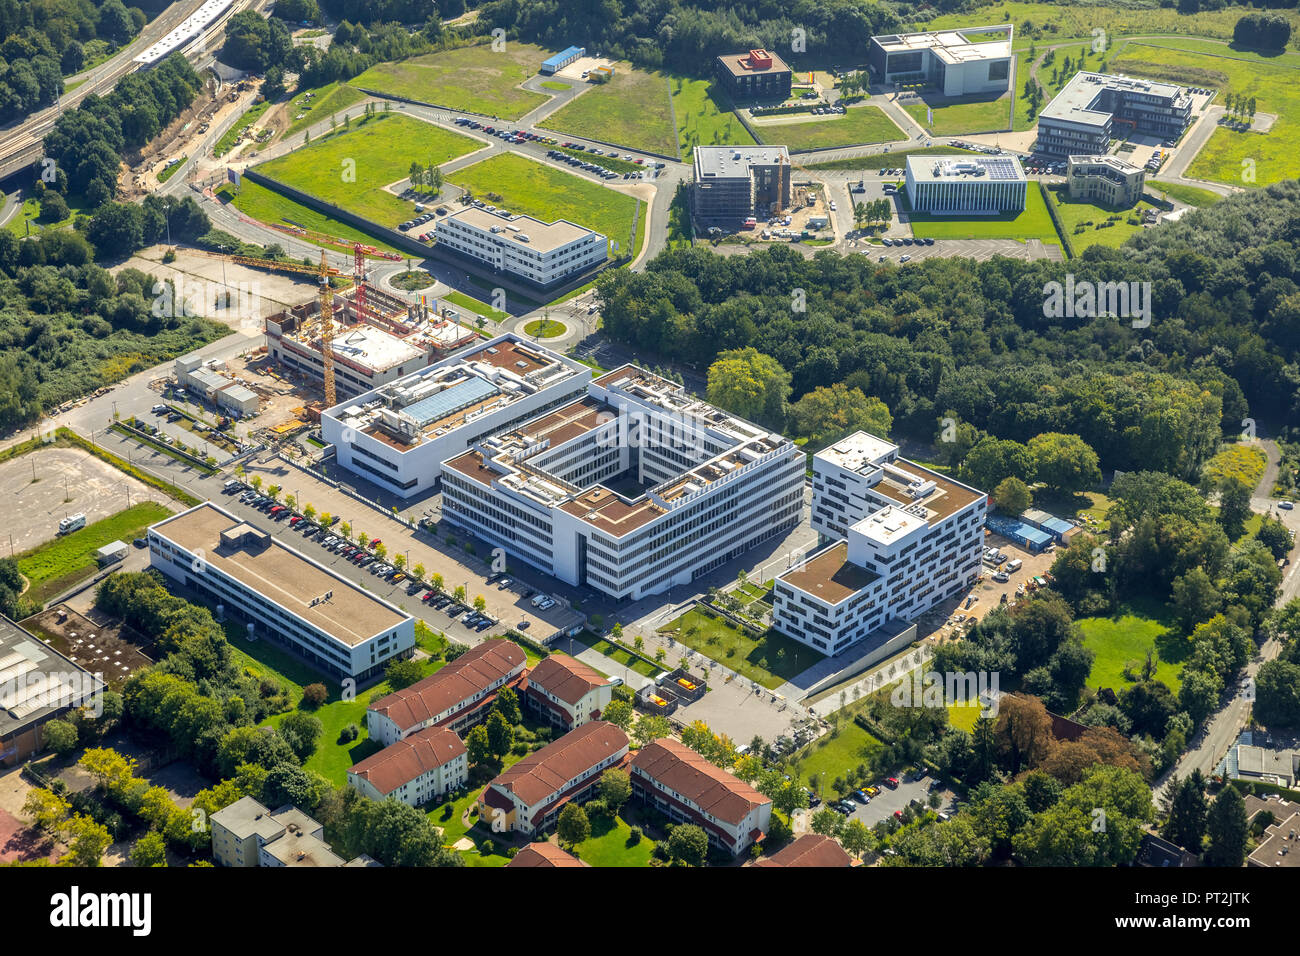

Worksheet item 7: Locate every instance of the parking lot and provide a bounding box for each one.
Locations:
[829,770,957,829]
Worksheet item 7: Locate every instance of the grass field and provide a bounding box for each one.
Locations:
[540,80,570,91]
[227,179,407,256]
[1204,442,1268,489]
[754,104,904,152]
[447,152,643,258]
[572,814,654,866]
[569,632,654,678]
[214,100,271,157]
[281,82,367,140]
[660,608,824,689]
[672,75,754,160]
[523,318,565,338]
[17,502,172,604]
[902,94,1011,136]
[442,289,507,323]
[908,181,1060,245]
[350,42,552,119]
[947,700,982,733]
[791,720,884,793]
[1109,39,1300,187]
[255,113,481,226]
[1049,190,1161,251]
[1148,180,1222,207]
[5,193,90,237]
[1078,600,1188,694]
[391,269,434,291]
[542,67,678,156]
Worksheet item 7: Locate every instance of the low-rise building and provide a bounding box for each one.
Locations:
[541,46,584,75]
[868,25,1013,96]
[629,737,772,856]
[347,725,469,806]
[1232,743,1299,789]
[506,842,589,867]
[774,431,986,655]
[1247,795,1300,869]
[175,353,262,417]
[1037,72,1191,158]
[478,721,629,836]
[693,145,792,225]
[211,797,348,868]
[435,206,607,289]
[148,503,415,682]
[1066,154,1145,208]
[904,154,1026,215]
[521,653,613,731]
[714,49,792,101]
[366,639,527,746]
[753,832,852,867]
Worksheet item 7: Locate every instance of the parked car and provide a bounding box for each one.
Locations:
[885,777,899,789]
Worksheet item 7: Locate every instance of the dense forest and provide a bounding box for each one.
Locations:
[596,182,1300,480]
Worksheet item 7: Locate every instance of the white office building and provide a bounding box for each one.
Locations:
[772,432,987,655]
[905,154,1027,215]
[320,334,591,497]
[440,366,806,601]
[435,206,607,288]
[868,25,1013,96]
[148,502,415,681]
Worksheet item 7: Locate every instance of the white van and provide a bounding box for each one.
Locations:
[58,513,86,535]
[1007,558,1023,573]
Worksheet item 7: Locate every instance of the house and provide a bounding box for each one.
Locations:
[629,737,772,856]
[478,721,629,836]
[506,842,589,867]
[366,639,526,746]
[347,725,468,806]
[521,653,613,731]
[753,832,852,867]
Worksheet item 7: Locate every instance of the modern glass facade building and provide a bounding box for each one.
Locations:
[904,155,1027,214]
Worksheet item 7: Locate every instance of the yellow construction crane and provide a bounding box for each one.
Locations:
[318,250,336,409]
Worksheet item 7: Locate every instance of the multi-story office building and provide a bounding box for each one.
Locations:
[478,721,629,835]
[1066,154,1146,207]
[713,49,792,101]
[365,639,527,746]
[692,145,792,225]
[773,431,987,655]
[435,206,607,289]
[320,334,591,497]
[346,725,468,806]
[1037,72,1191,158]
[520,653,614,731]
[905,155,1026,214]
[630,737,772,856]
[440,365,806,601]
[868,25,1013,96]
[147,503,414,682]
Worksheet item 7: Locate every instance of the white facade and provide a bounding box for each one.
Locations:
[436,207,607,287]
[869,26,1013,97]
[320,334,591,497]
[440,366,805,601]
[773,432,987,654]
[905,155,1027,215]
[347,727,469,807]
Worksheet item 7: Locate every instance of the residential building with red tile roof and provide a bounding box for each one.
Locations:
[478,721,629,836]
[366,640,526,746]
[629,737,772,856]
[506,843,590,867]
[521,653,614,731]
[752,833,852,867]
[347,725,468,806]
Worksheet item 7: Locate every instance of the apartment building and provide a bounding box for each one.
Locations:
[692,145,792,225]
[1066,154,1146,207]
[148,503,414,682]
[435,206,607,288]
[904,155,1027,215]
[753,832,853,867]
[773,431,987,655]
[366,639,526,746]
[347,725,469,806]
[440,365,806,601]
[478,721,630,835]
[520,653,614,731]
[630,737,772,856]
[868,25,1013,96]
[320,333,591,498]
[714,49,792,101]
[211,797,348,868]
[1037,72,1191,158]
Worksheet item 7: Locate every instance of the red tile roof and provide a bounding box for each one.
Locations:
[753,833,852,867]
[488,721,628,808]
[525,653,607,706]
[630,738,770,827]
[506,843,589,867]
[348,726,466,796]
[368,640,525,733]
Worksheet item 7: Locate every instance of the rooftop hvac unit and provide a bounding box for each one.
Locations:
[518,234,530,242]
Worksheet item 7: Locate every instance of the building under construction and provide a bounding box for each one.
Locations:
[264,282,481,403]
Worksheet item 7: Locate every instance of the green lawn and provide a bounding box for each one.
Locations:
[447,152,643,258]
[282,82,367,140]
[902,94,1011,136]
[391,269,434,291]
[350,42,553,119]
[17,502,173,604]
[1147,180,1222,207]
[908,182,1060,246]
[5,193,90,237]
[672,75,754,160]
[540,80,571,91]
[1078,600,1189,694]
[523,318,565,338]
[255,113,481,227]
[157,157,186,183]
[1049,190,1161,251]
[754,104,904,152]
[791,721,884,794]
[569,632,655,678]
[947,700,982,733]
[442,289,507,323]
[542,66,678,156]
[660,608,824,689]
[214,100,271,157]
[572,814,654,866]
[228,179,408,257]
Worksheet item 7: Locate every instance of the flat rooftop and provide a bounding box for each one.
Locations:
[907,155,1025,183]
[779,540,879,606]
[0,615,104,737]
[873,26,1011,64]
[695,145,791,179]
[716,49,791,79]
[1069,154,1143,175]
[871,459,984,523]
[150,503,409,647]
[1041,71,1188,125]
[441,206,601,255]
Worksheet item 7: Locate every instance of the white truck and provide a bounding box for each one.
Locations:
[58,513,86,535]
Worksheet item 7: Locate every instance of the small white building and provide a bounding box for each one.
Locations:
[347,725,468,806]
[520,653,614,731]
[868,25,1013,96]
[435,206,607,287]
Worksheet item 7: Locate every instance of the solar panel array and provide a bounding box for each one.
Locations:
[404,377,500,427]
[983,157,1022,180]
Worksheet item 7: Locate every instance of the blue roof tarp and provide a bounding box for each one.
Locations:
[985,515,1052,550]
[1040,517,1075,538]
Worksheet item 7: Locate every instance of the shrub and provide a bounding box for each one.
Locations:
[628,826,643,845]
[302,683,328,707]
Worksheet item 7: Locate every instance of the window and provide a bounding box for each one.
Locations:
[988,60,1009,82]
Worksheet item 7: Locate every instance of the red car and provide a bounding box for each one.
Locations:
[893,810,903,820]
[269,505,283,514]
[885,777,899,789]
[369,539,382,548]
[289,516,301,525]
